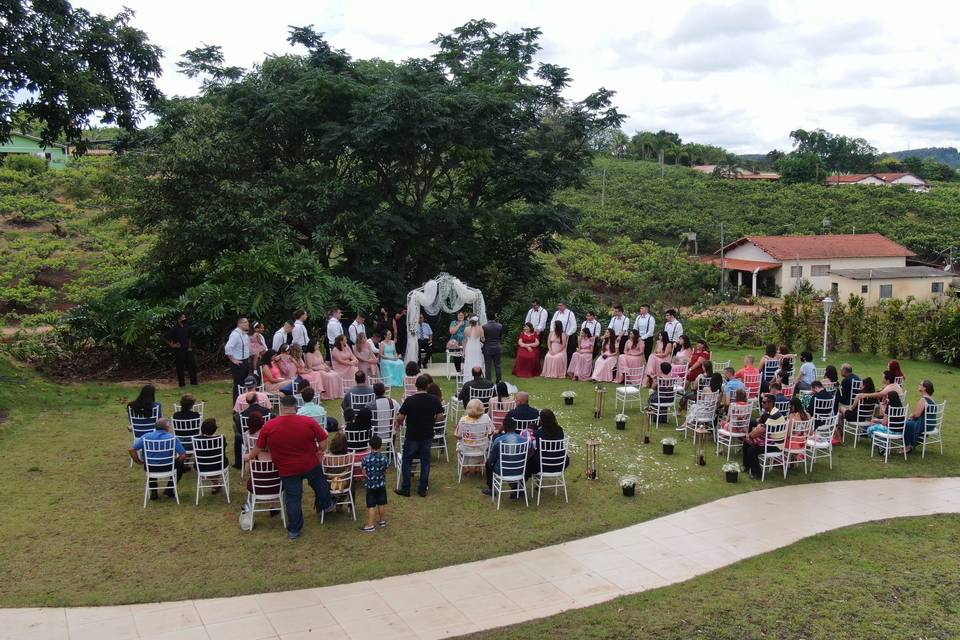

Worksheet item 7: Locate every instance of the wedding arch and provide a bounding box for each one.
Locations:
[404,273,487,363]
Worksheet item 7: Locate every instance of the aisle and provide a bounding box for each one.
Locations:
[4,477,959,640]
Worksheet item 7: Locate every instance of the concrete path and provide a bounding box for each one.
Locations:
[4,477,959,640]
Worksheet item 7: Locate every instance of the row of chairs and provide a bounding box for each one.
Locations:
[139,435,230,507]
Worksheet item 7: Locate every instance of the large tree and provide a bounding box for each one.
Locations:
[0,0,162,149]
[788,128,877,174]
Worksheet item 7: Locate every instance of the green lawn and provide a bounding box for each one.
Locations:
[0,348,956,607]
[461,514,960,640]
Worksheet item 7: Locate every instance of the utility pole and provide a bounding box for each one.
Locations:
[719,222,725,296]
[601,166,606,209]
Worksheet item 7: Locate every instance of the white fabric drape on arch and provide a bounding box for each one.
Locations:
[404,273,487,364]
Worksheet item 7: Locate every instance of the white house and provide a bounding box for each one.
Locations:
[826,172,931,192]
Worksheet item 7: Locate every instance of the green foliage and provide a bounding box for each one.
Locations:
[889,146,960,168]
[777,152,825,184]
[2,153,47,175]
[789,128,877,173]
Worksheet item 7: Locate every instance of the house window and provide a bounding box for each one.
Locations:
[879,284,893,299]
[811,265,830,277]
[861,285,869,294]
[932,282,944,294]
[790,265,803,278]
[831,283,839,297]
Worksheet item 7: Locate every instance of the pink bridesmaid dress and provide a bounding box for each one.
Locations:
[541,334,568,379]
[567,337,595,381]
[590,345,619,382]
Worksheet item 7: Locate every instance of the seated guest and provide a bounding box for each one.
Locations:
[127,384,162,423]
[866,390,906,438]
[722,367,745,401]
[796,351,816,390]
[839,364,861,408]
[416,314,434,368]
[769,381,789,407]
[590,328,620,382]
[617,329,646,380]
[341,371,374,424]
[489,381,515,432]
[173,394,200,421]
[365,382,400,417]
[303,339,343,400]
[427,381,445,404]
[647,362,674,407]
[331,334,360,380]
[235,392,272,469]
[195,419,229,491]
[260,349,294,394]
[233,376,270,413]
[672,335,693,365]
[353,333,380,378]
[854,370,904,406]
[845,377,878,422]
[778,345,796,385]
[459,366,495,409]
[514,322,543,378]
[505,391,539,425]
[297,386,327,426]
[456,399,494,475]
[529,408,571,474]
[643,331,673,388]
[822,365,839,388]
[758,343,780,381]
[481,417,527,496]
[719,388,750,430]
[685,339,711,382]
[904,380,935,453]
[540,321,568,379]
[328,430,349,455]
[129,417,186,500]
[566,327,594,381]
[889,359,907,384]
[735,355,760,381]
[405,361,420,378]
[742,394,787,479]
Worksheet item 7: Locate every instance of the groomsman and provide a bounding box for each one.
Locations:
[608,304,630,354]
[664,309,684,344]
[291,309,309,347]
[551,301,577,363]
[581,311,601,358]
[634,304,656,360]
[348,312,366,346]
[272,321,292,351]
[326,309,344,360]
[525,301,548,360]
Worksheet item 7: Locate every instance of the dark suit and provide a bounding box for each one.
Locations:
[482,320,504,382]
[459,377,495,409]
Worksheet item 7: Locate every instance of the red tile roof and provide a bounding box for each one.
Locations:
[720,233,915,261]
[701,257,781,272]
[826,172,928,185]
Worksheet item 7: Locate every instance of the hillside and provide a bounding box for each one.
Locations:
[888,147,960,167]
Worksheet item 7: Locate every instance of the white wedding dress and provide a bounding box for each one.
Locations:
[462,326,485,376]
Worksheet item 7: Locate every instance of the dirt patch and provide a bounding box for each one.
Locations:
[0,325,54,337]
[34,267,74,290]
[0,410,7,425]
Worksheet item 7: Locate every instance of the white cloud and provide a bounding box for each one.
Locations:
[73,0,960,153]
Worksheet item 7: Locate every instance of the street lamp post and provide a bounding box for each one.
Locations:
[821,296,834,362]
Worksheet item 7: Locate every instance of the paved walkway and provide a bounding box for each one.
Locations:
[5,477,959,640]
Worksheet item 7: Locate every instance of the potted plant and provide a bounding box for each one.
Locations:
[661,437,677,455]
[620,475,638,497]
[723,462,741,483]
[615,413,628,430]
[561,391,576,405]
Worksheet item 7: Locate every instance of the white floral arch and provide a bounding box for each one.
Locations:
[404,273,487,363]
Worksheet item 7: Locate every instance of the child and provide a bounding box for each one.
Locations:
[360,434,388,532]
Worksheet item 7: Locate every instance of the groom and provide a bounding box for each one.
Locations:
[482,315,504,383]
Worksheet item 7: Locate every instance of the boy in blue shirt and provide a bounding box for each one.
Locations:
[360,435,389,532]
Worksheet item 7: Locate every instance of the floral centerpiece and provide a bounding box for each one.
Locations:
[561,390,576,405]
[620,475,638,497]
[661,437,677,455]
[722,462,741,483]
[615,413,629,430]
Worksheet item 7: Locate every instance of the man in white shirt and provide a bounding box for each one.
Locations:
[633,304,656,360]
[348,312,366,346]
[224,317,251,401]
[581,311,601,358]
[524,301,548,336]
[272,322,292,352]
[326,309,344,360]
[291,310,309,347]
[608,304,630,354]
[416,314,434,367]
[551,301,577,362]
[664,309,683,344]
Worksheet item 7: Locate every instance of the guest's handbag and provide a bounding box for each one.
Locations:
[239,507,254,531]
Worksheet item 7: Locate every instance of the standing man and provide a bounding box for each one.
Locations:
[581,311,602,358]
[482,314,504,383]
[551,301,577,364]
[224,317,251,402]
[348,312,366,346]
[634,304,656,360]
[326,309,344,361]
[272,321,292,352]
[165,312,197,387]
[291,309,309,348]
[664,309,683,344]
[524,301,548,339]
[416,314,433,368]
[395,374,444,498]
[245,395,335,540]
[608,304,630,354]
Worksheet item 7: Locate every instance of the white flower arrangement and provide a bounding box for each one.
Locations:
[661,437,678,446]
[561,391,577,399]
[620,475,638,488]
[722,463,741,473]
[615,414,629,422]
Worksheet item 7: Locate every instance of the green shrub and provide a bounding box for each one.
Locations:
[3,153,48,175]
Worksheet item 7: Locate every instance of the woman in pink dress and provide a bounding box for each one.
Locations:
[331,335,360,383]
[643,331,674,388]
[249,321,268,369]
[541,321,568,379]
[288,343,326,398]
[590,328,620,382]
[353,333,380,378]
[260,350,294,394]
[567,327,595,381]
[672,335,693,365]
[618,329,646,381]
[303,339,343,399]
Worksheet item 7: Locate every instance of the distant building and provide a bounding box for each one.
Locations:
[826,172,930,192]
[0,133,69,169]
[693,165,780,181]
[708,233,952,304]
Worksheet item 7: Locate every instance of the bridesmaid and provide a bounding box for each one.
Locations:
[331,334,360,383]
[590,328,619,382]
[618,329,646,380]
[353,333,380,378]
[566,327,595,381]
[260,350,294,394]
[379,330,406,387]
[288,344,325,397]
[512,322,542,377]
[304,339,343,399]
[643,331,674,388]
[672,335,693,365]
[540,321,568,379]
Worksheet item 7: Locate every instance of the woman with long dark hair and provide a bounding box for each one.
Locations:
[591,328,620,382]
[128,384,161,418]
[643,330,673,388]
[541,320,568,379]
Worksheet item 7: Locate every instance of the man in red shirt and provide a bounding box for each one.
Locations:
[735,355,762,398]
[246,395,334,539]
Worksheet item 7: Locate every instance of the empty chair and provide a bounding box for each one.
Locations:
[141,437,180,507]
[806,414,837,471]
[457,420,489,482]
[321,453,356,521]
[782,418,814,477]
[615,367,645,414]
[921,400,947,458]
[871,406,908,463]
[532,438,568,505]
[246,460,286,529]
[402,375,418,399]
[683,392,718,440]
[842,402,875,448]
[194,435,230,505]
[759,419,788,481]
[491,439,530,509]
[713,360,730,371]
[717,402,751,460]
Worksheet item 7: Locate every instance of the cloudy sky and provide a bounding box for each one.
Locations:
[76,0,960,153]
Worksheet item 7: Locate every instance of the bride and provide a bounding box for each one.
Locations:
[462,316,485,376]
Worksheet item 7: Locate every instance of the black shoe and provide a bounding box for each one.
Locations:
[481,488,492,496]
[417,489,428,498]
[164,488,175,498]
[232,464,242,470]
[395,489,411,497]
[150,491,159,501]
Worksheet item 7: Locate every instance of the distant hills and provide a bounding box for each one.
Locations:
[887,147,960,167]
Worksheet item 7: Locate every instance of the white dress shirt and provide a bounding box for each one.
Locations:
[581,319,601,339]
[224,327,249,362]
[348,320,365,344]
[665,319,683,343]
[271,328,287,351]
[291,320,309,347]
[608,314,630,337]
[326,317,343,345]
[524,307,548,333]
[551,309,577,336]
[634,313,656,340]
